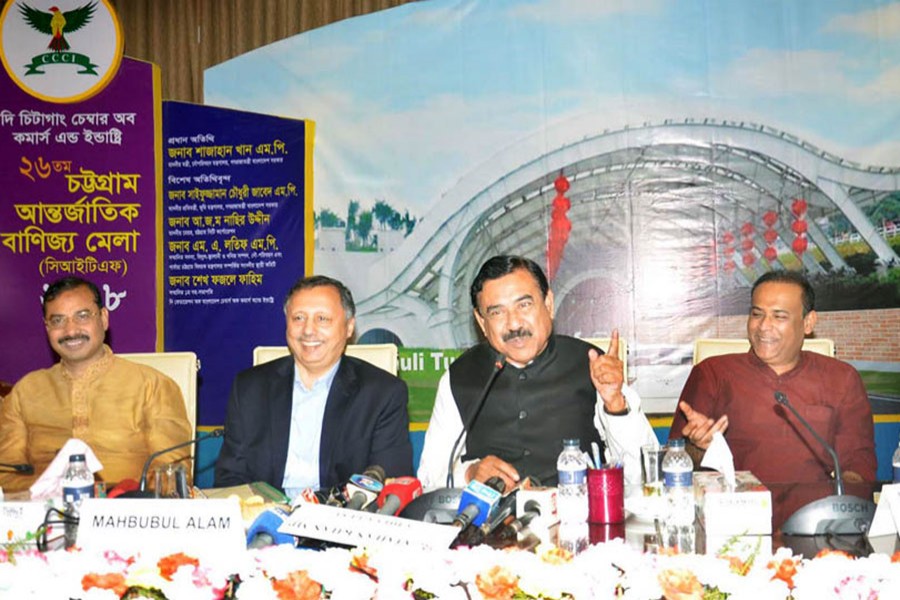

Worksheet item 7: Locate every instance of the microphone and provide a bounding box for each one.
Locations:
[0,462,35,474]
[376,476,423,515]
[447,354,506,488]
[345,465,386,511]
[773,391,876,535]
[120,429,225,498]
[453,476,506,529]
[507,498,541,536]
[246,506,296,548]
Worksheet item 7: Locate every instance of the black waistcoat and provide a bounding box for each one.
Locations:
[449,335,604,486]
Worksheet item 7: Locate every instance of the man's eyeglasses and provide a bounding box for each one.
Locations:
[44,309,98,330]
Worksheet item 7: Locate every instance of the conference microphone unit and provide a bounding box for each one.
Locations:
[119,429,225,498]
[0,462,35,474]
[446,353,505,488]
[774,391,875,535]
[345,465,386,511]
[376,476,423,515]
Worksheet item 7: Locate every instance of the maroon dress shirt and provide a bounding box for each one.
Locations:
[670,350,876,484]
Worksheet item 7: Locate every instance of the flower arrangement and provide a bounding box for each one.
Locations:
[2,538,900,599]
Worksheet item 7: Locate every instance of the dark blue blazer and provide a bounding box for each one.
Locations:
[214,354,413,491]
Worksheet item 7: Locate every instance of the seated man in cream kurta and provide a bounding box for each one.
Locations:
[0,277,192,493]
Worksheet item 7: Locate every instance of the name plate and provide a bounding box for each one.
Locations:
[77,498,246,562]
[281,502,459,550]
[0,501,55,543]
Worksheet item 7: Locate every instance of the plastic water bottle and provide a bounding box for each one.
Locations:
[892,438,900,483]
[557,438,588,554]
[662,438,695,552]
[62,453,94,548]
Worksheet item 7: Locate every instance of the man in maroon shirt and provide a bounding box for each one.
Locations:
[670,271,875,484]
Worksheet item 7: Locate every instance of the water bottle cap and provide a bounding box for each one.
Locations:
[562,438,580,447]
[69,453,86,462]
[669,438,686,449]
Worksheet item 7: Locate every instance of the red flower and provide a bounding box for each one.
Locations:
[158,552,199,581]
[82,572,128,596]
[271,570,323,600]
[767,557,799,588]
[657,568,703,600]
[476,565,520,599]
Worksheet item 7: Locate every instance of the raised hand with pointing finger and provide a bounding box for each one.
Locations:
[588,329,627,414]
[677,401,728,451]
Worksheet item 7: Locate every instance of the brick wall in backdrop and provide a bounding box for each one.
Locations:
[716,308,900,363]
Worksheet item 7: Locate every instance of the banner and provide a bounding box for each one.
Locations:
[205,0,900,417]
[0,57,160,381]
[161,101,313,425]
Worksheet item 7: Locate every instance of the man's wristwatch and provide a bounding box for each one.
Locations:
[603,404,630,416]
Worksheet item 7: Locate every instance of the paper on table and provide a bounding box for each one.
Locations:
[29,438,103,500]
[700,431,735,488]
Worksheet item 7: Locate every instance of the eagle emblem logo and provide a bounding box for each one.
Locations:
[17,1,99,75]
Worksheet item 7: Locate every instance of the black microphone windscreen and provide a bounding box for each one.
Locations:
[363,465,386,483]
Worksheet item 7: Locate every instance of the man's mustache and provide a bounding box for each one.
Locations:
[57,334,89,344]
[502,328,532,342]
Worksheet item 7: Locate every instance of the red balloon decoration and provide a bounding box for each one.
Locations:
[741,238,754,251]
[554,174,570,194]
[792,237,808,254]
[740,222,755,236]
[723,246,736,256]
[762,211,778,227]
[722,231,735,245]
[763,229,778,244]
[742,253,756,266]
[764,246,778,261]
[791,220,808,234]
[723,260,736,272]
[791,198,808,217]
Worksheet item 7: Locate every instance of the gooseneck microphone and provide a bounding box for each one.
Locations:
[0,462,35,474]
[774,391,843,496]
[446,354,506,488]
[773,391,875,535]
[120,429,225,498]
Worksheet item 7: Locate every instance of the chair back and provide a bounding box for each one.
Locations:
[117,351,199,440]
[692,338,835,365]
[580,336,628,381]
[252,344,399,376]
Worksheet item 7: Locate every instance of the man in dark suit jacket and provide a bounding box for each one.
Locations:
[214,275,413,495]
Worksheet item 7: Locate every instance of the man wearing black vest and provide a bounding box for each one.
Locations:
[417,255,656,491]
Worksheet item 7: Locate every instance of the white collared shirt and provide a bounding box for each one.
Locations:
[282,359,341,499]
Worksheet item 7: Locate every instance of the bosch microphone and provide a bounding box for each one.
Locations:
[0,462,35,474]
[119,429,225,498]
[774,391,875,535]
[345,465,386,510]
[376,476,423,515]
[447,353,506,488]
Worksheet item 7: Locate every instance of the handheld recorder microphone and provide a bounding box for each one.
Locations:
[376,476,423,515]
[774,391,875,535]
[345,465,386,510]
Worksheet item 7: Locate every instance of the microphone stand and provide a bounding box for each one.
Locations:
[401,356,504,524]
[774,392,875,536]
[120,429,224,498]
[0,462,35,474]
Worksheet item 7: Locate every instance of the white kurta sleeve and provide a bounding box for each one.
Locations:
[416,372,479,491]
[593,384,658,486]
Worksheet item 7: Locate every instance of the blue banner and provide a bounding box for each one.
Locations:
[162,101,313,425]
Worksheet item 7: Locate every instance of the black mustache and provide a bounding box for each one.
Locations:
[502,328,532,342]
[57,335,90,344]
